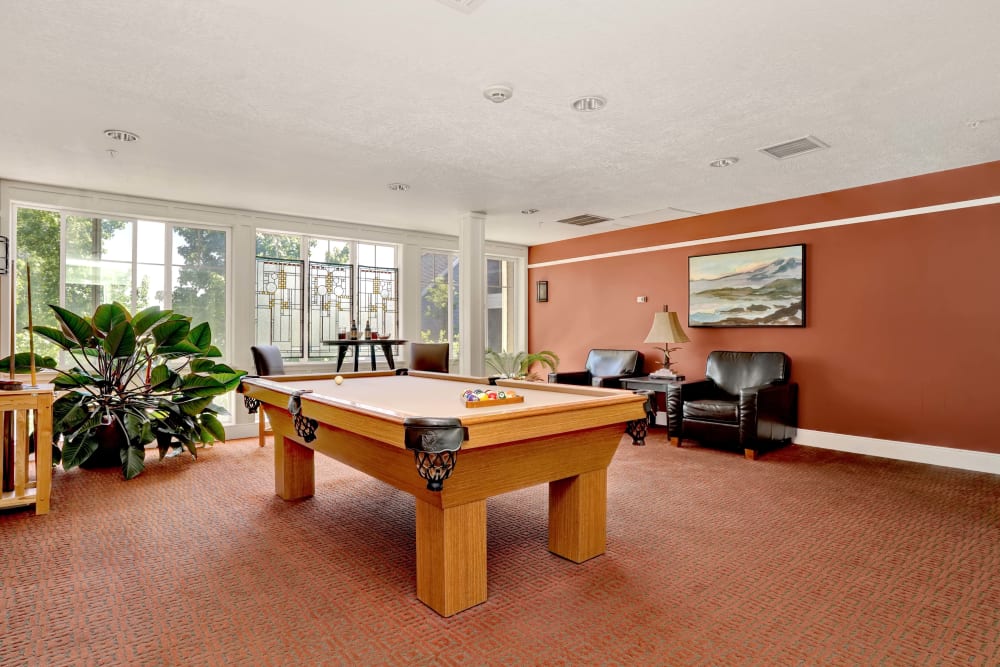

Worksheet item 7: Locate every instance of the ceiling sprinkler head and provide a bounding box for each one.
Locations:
[483,85,513,104]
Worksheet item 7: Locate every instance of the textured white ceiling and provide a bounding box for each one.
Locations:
[2,0,999,245]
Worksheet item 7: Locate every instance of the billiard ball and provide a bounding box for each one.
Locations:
[334,375,344,385]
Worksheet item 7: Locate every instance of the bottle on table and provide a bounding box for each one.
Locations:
[364,320,372,340]
[349,320,358,340]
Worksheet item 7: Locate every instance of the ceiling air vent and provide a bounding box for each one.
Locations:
[557,213,612,226]
[435,0,486,13]
[759,135,828,160]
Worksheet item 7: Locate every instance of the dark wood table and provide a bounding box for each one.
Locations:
[620,375,685,428]
[322,338,407,372]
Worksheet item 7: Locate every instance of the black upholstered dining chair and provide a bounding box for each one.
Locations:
[250,345,286,447]
[408,343,450,373]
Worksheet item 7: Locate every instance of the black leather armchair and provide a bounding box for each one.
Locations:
[666,351,797,460]
[548,349,644,389]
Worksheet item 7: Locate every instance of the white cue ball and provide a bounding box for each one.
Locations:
[334,375,344,385]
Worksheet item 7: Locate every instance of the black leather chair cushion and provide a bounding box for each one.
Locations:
[683,399,738,423]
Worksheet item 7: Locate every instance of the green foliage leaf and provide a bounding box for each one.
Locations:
[60,434,99,470]
[200,413,226,443]
[156,340,201,356]
[0,352,57,372]
[103,320,137,359]
[131,306,173,336]
[156,433,173,459]
[190,359,216,372]
[50,305,95,346]
[93,303,130,333]
[179,375,227,397]
[52,372,99,389]
[53,391,86,422]
[214,371,246,392]
[187,322,212,350]
[122,446,146,480]
[148,364,175,390]
[152,319,190,347]
[53,399,92,434]
[178,396,214,416]
[31,324,77,350]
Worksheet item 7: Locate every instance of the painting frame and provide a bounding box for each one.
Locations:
[688,244,805,328]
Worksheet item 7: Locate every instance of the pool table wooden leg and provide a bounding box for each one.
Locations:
[548,468,607,563]
[415,498,487,617]
[274,435,315,500]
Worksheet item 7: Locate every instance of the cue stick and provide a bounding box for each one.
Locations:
[8,267,13,381]
[26,263,36,387]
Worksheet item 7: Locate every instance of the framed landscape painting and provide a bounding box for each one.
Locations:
[688,244,805,327]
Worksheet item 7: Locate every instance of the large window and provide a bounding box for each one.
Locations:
[255,233,398,362]
[16,208,229,358]
[419,252,519,359]
[420,251,459,355]
[486,256,517,353]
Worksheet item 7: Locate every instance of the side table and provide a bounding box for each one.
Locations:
[620,375,685,428]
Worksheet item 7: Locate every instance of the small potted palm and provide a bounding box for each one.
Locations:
[22,302,245,479]
[484,349,560,381]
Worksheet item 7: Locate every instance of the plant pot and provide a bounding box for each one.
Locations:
[80,423,125,469]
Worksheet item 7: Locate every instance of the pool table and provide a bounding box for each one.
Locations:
[238,370,645,616]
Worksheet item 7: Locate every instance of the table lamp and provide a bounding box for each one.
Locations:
[643,305,690,378]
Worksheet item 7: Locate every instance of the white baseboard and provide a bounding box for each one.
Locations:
[224,423,262,440]
[794,429,1000,475]
[222,422,1000,476]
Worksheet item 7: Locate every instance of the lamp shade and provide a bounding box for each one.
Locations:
[643,310,690,344]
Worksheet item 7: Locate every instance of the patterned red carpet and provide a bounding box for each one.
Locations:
[2,432,998,666]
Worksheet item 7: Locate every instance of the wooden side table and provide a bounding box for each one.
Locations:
[0,385,54,515]
[620,375,685,428]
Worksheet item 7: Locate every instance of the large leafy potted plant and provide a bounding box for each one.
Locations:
[27,302,245,479]
[484,349,560,381]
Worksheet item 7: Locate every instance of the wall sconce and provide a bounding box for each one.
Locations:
[0,236,7,275]
[536,280,548,303]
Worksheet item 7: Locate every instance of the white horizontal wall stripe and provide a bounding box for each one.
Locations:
[794,429,1000,476]
[528,195,1000,269]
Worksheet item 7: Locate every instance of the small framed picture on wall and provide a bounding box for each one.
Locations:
[536,280,549,303]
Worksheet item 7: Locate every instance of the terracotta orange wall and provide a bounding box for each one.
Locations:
[528,161,1000,455]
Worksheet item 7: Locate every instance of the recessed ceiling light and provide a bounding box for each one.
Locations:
[104,129,139,142]
[571,96,607,112]
[387,182,410,192]
[709,157,739,167]
[521,208,540,215]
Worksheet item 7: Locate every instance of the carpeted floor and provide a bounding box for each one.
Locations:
[2,431,998,666]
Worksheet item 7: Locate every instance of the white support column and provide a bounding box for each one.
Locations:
[459,212,486,376]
